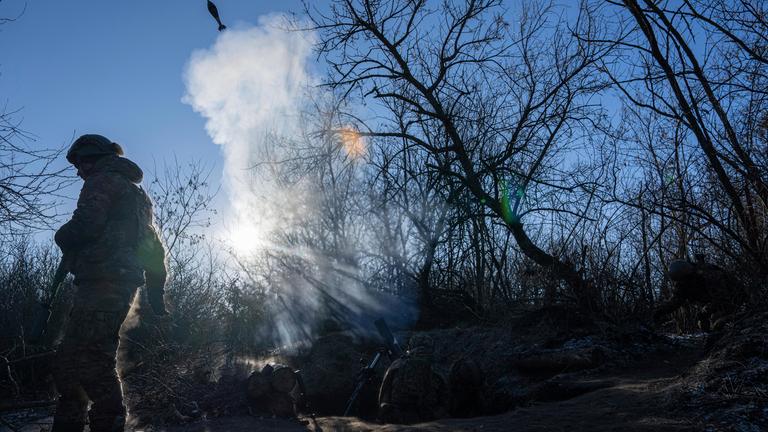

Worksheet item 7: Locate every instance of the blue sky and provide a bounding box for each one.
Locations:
[0,0,305,211]
[2,0,619,247]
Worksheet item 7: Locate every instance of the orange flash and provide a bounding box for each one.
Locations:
[339,127,366,160]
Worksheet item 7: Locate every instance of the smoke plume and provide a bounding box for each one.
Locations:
[183,16,417,349]
[183,15,315,253]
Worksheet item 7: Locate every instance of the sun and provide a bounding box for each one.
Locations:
[225,220,268,256]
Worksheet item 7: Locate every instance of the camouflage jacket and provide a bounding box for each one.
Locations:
[381,353,437,405]
[55,156,166,289]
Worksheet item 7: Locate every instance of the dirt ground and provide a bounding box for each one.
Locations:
[10,304,768,432]
[154,344,703,432]
[0,330,745,432]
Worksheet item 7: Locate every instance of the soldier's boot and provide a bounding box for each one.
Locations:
[83,357,127,432]
[88,413,126,432]
[88,401,126,432]
[52,402,87,432]
[52,371,88,432]
[51,422,86,432]
[86,381,127,432]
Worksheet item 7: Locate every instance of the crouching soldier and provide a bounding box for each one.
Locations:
[448,357,484,418]
[654,255,741,332]
[378,334,447,424]
[52,134,168,432]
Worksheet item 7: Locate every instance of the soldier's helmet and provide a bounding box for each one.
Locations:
[408,334,435,357]
[668,259,696,282]
[66,134,124,165]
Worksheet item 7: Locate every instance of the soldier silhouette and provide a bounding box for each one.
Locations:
[52,134,168,432]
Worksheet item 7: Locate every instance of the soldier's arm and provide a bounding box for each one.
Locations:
[142,226,167,290]
[141,226,169,315]
[54,173,117,252]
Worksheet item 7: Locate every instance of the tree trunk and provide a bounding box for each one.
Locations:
[507,220,596,313]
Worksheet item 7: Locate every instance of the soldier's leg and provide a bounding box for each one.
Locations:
[81,308,131,432]
[72,282,136,432]
[697,305,711,332]
[82,349,126,431]
[52,309,91,432]
[51,368,88,432]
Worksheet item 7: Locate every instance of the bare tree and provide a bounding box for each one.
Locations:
[143,159,220,339]
[147,158,217,263]
[305,0,614,310]
[364,128,462,307]
[0,108,72,242]
[0,4,71,241]
[593,0,768,269]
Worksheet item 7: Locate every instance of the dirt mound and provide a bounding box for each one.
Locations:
[154,344,702,431]
[0,338,708,432]
[125,316,669,426]
[668,311,768,431]
[9,311,768,431]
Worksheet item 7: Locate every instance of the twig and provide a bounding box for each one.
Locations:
[0,355,20,398]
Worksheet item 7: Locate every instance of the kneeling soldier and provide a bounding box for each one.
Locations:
[378,334,447,424]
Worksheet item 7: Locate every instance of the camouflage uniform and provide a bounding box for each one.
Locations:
[53,141,166,432]
[378,334,446,424]
[654,258,741,332]
[448,357,483,418]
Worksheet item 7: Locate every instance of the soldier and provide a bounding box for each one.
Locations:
[52,134,168,432]
[654,254,740,332]
[448,357,484,418]
[378,334,447,424]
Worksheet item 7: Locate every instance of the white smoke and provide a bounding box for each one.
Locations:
[183,15,316,253]
[182,16,417,349]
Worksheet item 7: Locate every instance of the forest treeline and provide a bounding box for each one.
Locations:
[2,0,767,371]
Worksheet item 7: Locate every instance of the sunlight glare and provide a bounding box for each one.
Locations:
[226,221,267,256]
